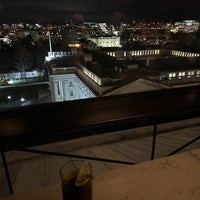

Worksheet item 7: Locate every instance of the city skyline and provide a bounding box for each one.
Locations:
[0,0,200,24]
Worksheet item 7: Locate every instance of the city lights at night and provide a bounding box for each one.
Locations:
[0,1,200,199]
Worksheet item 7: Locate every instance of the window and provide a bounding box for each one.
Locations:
[169,73,176,80]
[70,89,74,97]
[178,72,185,79]
[69,81,73,86]
[188,71,194,78]
[57,82,60,96]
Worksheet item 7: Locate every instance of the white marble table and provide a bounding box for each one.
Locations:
[1,148,200,200]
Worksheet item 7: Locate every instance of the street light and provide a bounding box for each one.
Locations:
[20,98,25,102]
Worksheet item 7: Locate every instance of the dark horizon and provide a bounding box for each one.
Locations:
[1,0,200,24]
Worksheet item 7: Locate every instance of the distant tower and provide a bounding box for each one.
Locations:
[47,31,52,53]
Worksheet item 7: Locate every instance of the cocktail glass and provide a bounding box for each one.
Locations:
[59,159,92,200]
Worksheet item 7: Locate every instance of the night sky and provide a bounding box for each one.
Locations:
[1,0,200,24]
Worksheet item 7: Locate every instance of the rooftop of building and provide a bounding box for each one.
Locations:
[148,56,200,73]
[46,51,140,79]
[45,50,200,96]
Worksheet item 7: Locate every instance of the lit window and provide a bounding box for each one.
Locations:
[187,71,194,78]
[98,79,101,85]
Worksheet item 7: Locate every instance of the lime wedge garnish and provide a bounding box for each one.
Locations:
[75,161,92,187]
[63,168,79,183]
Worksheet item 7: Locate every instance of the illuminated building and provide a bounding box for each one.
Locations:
[0,70,45,85]
[47,56,96,102]
[106,49,200,60]
[45,51,80,62]
[106,49,160,59]
[169,20,200,33]
[88,36,122,48]
[171,50,200,58]
[49,72,96,102]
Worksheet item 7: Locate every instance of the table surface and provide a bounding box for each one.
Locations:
[1,148,200,200]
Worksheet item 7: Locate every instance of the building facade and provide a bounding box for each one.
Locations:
[49,72,95,102]
[88,36,121,48]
